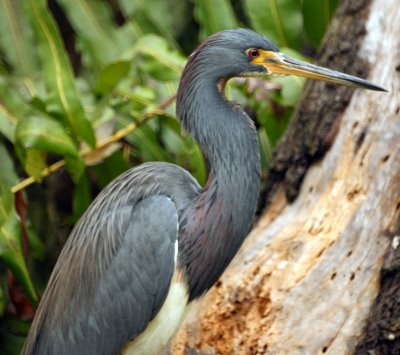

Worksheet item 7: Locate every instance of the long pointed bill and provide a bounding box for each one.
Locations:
[251,50,387,92]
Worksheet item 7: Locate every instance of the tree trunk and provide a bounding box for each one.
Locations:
[171,0,400,354]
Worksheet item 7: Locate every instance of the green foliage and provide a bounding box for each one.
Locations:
[0,0,38,77]
[245,0,338,50]
[27,0,96,148]
[245,0,304,49]
[57,0,123,67]
[303,0,339,47]
[194,0,238,38]
[0,0,338,352]
[0,143,37,305]
[16,116,79,158]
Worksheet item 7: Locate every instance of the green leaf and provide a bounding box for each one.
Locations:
[0,143,18,222]
[303,0,338,48]
[118,0,189,47]
[256,102,288,146]
[245,0,303,49]
[186,143,206,186]
[0,212,37,304]
[138,60,180,82]
[65,155,85,183]
[26,226,45,260]
[93,61,131,94]
[0,319,27,355]
[16,116,79,157]
[23,149,46,181]
[130,35,185,81]
[0,143,37,304]
[160,116,185,156]
[193,0,238,39]
[271,75,305,106]
[0,0,39,76]
[91,151,130,188]
[159,115,206,185]
[72,172,92,221]
[0,61,7,75]
[123,118,171,162]
[0,78,27,142]
[16,115,85,181]
[27,0,96,147]
[56,0,122,67]
[0,105,17,143]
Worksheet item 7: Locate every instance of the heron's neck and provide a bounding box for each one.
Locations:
[177,75,260,175]
[177,74,261,300]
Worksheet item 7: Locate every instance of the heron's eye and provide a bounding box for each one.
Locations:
[247,48,260,59]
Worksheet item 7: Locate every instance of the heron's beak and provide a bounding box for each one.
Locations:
[251,50,387,91]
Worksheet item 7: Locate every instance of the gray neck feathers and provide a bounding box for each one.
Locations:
[176,56,261,300]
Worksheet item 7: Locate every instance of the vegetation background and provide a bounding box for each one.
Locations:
[0,0,337,352]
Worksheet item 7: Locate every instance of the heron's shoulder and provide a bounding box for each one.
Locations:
[91,162,200,214]
[129,161,199,185]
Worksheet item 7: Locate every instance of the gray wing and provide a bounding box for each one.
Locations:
[24,195,178,355]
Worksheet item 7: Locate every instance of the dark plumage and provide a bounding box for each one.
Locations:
[177,30,266,299]
[24,164,199,354]
[23,28,384,355]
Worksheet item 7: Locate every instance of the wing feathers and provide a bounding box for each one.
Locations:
[23,195,179,355]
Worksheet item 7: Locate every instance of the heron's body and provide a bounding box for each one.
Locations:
[23,29,384,355]
[25,164,200,354]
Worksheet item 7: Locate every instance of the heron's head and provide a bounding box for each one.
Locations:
[186,28,386,91]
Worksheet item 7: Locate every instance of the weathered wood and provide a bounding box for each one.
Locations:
[171,0,400,353]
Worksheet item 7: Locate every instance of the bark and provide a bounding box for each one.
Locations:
[170,0,400,354]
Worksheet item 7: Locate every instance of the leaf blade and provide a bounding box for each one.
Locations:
[0,143,37,304]
[16,116,79,157]
[193,0,238,39]
[0,0,39,75]
[303,0,338,48]
[56,0,120,67]
[27,0,95,147]
[245,0,303,49]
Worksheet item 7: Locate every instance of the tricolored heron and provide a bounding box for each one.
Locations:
[23,29,385,355]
